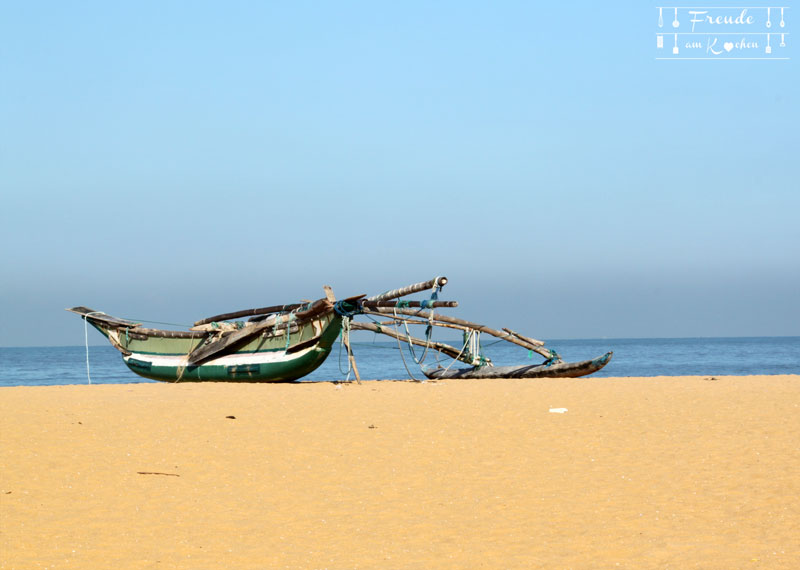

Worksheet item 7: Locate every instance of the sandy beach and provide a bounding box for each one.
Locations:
[1,375,798,569]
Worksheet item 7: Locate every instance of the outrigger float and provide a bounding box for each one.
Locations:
[68,277,612,383]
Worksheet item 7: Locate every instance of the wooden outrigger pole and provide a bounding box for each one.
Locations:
[366,276,448,301]
[360,307,558,361]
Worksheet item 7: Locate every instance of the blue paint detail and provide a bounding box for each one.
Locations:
[127,358,152,371]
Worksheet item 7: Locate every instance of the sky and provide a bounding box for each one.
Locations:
[1,1,798,346]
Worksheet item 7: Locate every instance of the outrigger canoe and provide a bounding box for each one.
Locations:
[68,277,612,382]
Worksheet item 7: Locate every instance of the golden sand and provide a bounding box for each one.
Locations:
[2,375,799,569]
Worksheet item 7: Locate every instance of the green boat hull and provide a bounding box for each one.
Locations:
[88,312,343,383]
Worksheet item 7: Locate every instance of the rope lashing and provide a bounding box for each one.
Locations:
[430,277,442,306]
[433,328,475,375]
[387,278,446,379]
[337,316,354,381]
[273,308,297,338]
[284,313,296,350]
[272,316,280,336]
[334,300,361,318]
[459,329,489,368]
[425,278,442,346]
[390,316,422,381]
[83,311,107,385]
[393,307,434,367]
[543,349,561,367]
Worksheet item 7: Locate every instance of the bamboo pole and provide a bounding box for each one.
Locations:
[361,313,472,333]
[366,276,447,301]
[360,300,457,309]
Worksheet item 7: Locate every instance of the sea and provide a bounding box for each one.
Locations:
[0,336,798,387]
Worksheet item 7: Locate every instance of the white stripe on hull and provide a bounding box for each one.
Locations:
[123,345,315,368]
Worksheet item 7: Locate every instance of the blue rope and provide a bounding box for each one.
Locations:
[543,349,561,367]
[334,300,361,318]
[399,280,443,365]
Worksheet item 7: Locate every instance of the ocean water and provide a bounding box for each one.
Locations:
[0,336,797,387]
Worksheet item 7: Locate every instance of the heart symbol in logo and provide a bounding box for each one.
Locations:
[724,42,734,52]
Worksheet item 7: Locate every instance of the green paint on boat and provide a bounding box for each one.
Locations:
[84,311,343,383]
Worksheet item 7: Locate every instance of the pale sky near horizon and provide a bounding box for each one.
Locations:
[1,1,798,347]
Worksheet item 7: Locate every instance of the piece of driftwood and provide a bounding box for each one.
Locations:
[193,304,303,327]
[424,352,613,380]
[363,307,554,359]
[366,276,447,302]
[187,299,333,366]
[351,322,486,365]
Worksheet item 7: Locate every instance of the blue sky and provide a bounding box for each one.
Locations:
[1,1,798,346]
